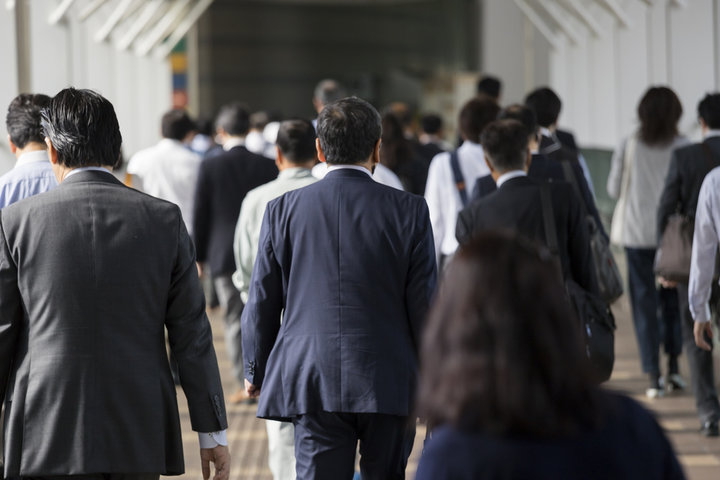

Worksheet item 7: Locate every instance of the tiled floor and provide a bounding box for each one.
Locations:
[167,294,720,480]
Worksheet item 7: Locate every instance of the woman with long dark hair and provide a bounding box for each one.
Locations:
[607,86,689,398]
[415,232,684,479]
[380,112,427,195]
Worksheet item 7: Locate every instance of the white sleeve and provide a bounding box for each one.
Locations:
[424,153,448,267]
[689,174,719,323]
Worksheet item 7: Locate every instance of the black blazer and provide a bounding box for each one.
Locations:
[241,168,437,420]
[657,137,720,239]
[470,154,606,239]
[456,175,597,293]
[192,145,278,276]
[556,128,579,152]
[0,171,226,476]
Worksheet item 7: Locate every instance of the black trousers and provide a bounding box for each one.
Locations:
[292,411,415,480]
[677,283,720,424]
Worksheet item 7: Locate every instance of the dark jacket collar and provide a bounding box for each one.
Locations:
[497,175,534,190]
[324,167,374,181]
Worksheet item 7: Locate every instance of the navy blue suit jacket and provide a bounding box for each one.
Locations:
[471,153,607,240]
[241,168,437,420]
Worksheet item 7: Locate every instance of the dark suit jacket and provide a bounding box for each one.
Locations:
[193,145,278,276]
[0,171,226,476]
[471,153,606,239]
[241,168,437,420]
[556,128,579,152]
[456,175,597,293]
[657,137,720,238]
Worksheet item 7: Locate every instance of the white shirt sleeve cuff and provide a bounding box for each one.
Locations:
[198,429,228,448]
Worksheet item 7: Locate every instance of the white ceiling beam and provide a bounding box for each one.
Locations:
[5,0,15,11]
[596,0,633,28]
[561,0,605,37]
[79,0,108,22]
[94,0,135,43]
[154,0,214,59]
[513,0,563,50]
[135,0,192,57]
[48,0,76,24]
[116,0,167,51]
[535,0,584,44]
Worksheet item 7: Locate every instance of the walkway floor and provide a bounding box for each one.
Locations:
[166,295,720,480]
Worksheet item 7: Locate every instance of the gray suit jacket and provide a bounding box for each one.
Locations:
[0,170,227,477]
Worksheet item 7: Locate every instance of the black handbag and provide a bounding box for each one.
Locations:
[540,183,616,383]
[560,161,624,303]
[654,213,693,283]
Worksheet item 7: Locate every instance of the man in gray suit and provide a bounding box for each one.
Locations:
[0,88,230,479]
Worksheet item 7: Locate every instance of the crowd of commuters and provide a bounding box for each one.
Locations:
[1,72,720,480]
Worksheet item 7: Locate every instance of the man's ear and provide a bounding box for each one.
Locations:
[372,139,381,166]
[525,149,532,171]
[316,138,326,163]
[275,146,284,170]
[8,135,16,154]
[484,153,495,174]
[45,137,58,165]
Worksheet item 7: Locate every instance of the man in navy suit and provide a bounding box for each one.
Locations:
[241,97,437,479]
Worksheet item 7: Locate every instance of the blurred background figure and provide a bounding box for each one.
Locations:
[312,79,347,129]
[418,113,452,159]
[0,93,56,208]
[245,110,272,158]
[126,109,201,236]
[380,112,427,194]
[476,74,502,103]
[607,86,688,399]
[415,232,685,480]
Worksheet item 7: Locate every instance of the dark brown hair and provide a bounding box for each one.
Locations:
[380,112,412,172]
[637,86,682,146]
[417,232,600,436]
[459,96,501,144]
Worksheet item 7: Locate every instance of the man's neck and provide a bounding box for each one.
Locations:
[14,142,46,159]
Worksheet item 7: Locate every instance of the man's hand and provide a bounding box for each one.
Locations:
[201,445,230,480]
[694,321,714,351]
[658,276,677,289]
[245,378,260,398]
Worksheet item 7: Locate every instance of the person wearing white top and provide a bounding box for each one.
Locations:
[126,109,201,236]
[424,96,501,267]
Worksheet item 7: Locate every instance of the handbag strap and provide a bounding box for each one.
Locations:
[539,183,564,279]
[619,135,636,203]
[560,160,589,217]
[449,150,468,207]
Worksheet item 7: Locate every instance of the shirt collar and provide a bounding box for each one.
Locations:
[277,167,313,179]
[64,166,113,179]
[705,130,720,140]
[223,137,245,151]
[539,127,553,138]
[326,164,373,178]
[15,150,50,167]
[496,170,527,188]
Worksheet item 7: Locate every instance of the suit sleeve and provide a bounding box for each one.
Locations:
[565,187,599,294]
[192,162,211,263]
[165,210,227,432]
[572,162,607,240]
[405,200,438,351]
[657,153,682,243]
[0,211,22,405]
[241,202,284,387]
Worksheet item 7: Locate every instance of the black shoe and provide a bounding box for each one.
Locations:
[701,420,719,437]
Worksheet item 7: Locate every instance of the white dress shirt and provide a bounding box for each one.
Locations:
[495,170,527,188]
[126,139,202,236]
[424,140,487,266]
[688,132,720,324]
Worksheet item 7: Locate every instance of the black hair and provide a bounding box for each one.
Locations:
[480,119,529,172]
[637,86,682,146]
[498,104,538,140]
[418,231,601,436]
[380,112,412,171]
[420,114,443,135]
[697,93,720,130]
[525,87,562,128]
[215,102,250,136]
[314,79,347,107]
[317,96,381,165]
[459,97,501,144]
[477,75,502,100]
[6,93,51,149]
[161,109,196,141]
[40,88,122,169]
[276,118,317,163]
